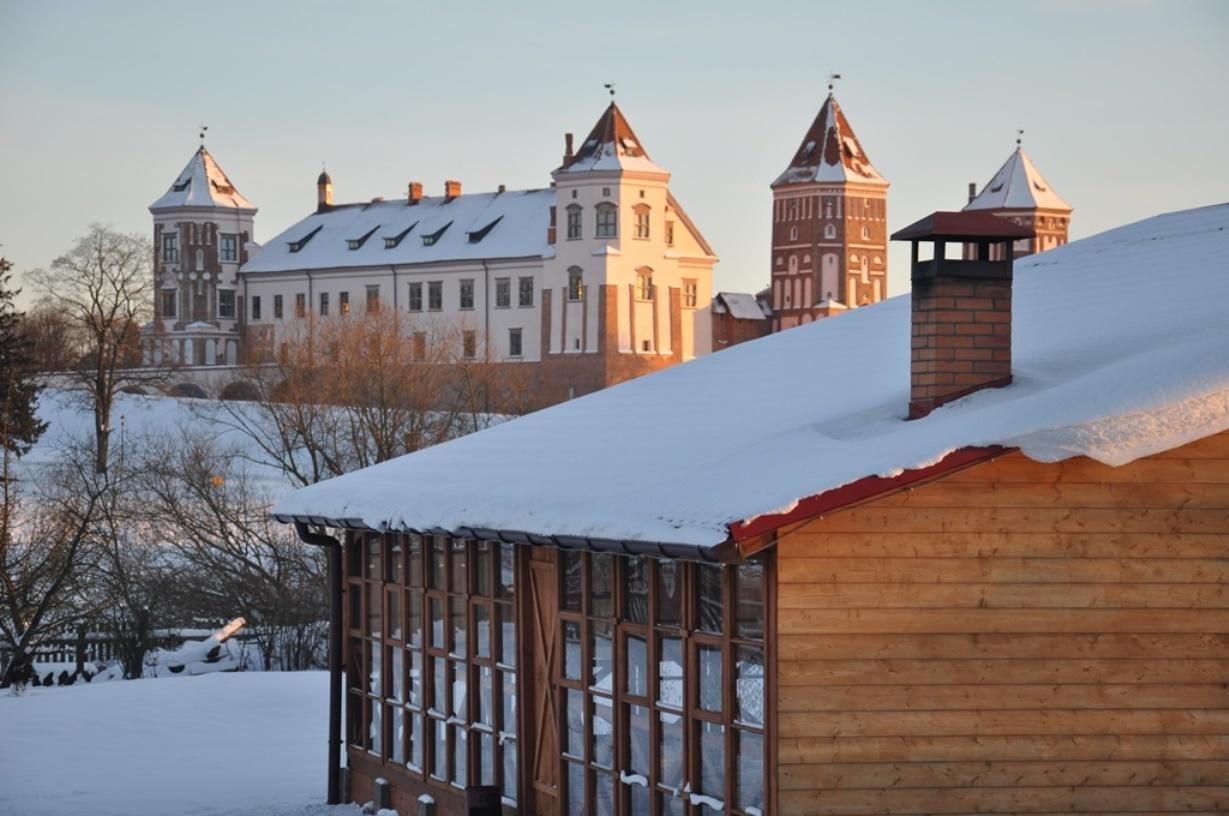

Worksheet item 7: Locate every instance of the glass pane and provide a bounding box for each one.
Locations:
[387,591,401,641]
[391,706,405,763]
[407,589,423,646]
[388,537,403,584]
[502,740,517,800]
[366,536,381,579]
[625,557,648,623]
[348,640,363,690]
[430,597,445,648]
[658,710,684,790]
[697,563,724,634]
[431,717,446,779]
[476,540,495,596]
[498,543,516,600]
[450,539,468,594]
[657,637,683,709]
[656,560,681,626]
[390,648,404,702]
[592,694,614,768]
[565,688,585,758]
[369,697,382,755]
[430,537,446,589]
[736,559,765,640]
[698,721,725,800]
[478,665,494,726]
[594,772,615,816]
[498,603,516,667]
[409,650,423,707]
[590,553,613,617]
[591,621,613,692]
[450,595,467,657]
[431,657,446,713]
[452,661,467,718]
[698,644,722,713]
[629,783,650,816]
[452,724,467,785]
[659,793,684,816]
[626,632,648,697]
[349,586,361,634]
[409,711,423,770]
[475,602,491,659]
[367,585,381,639]
[368,645,382,695]
[566,762,585,816]
[564,620,582,680]
[408,534,423,587]
[480,732,496,785]
[627,703,650,775]
[736,645,765,726]
[501,671,518,732]
[737,729,765,811]
[562,551,583,611]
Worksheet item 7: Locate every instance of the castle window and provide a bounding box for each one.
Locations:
[273,294,283,320]
[789,200,799,220]
[366,285,381,313]
[635,269,654,301]
[665,220,675,246]
[567,267,584,302]
[633,205,650,240]
[162,234,179,263]
[602,187,611,197]
[518,276,534,308]
[683,279,698,309]
[566,205,582,240]
[319,292,330,317]
[508,328,523,358]
[250,295,261,321]
[217,289,236,319]
[463,331,477,360]
[824,224,836,240]
[595,203,617,239]
[789,226,798,242]
[340,291,350,316]
[295,293,306,319]
[195,249,204,272]
[428,281,442,311]
[408,283,423,312]
[495,278,511,309]
[642,339,652,352]
[220,233,238,263]
[161,289,177,319]
[459,279,475,311]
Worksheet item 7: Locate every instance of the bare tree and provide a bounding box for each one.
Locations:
[19,299,85,373]
[31,225,152,473]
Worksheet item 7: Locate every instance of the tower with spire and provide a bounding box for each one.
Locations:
[769,84,889,331]
[147,143,257,367]
[963,137,1072,257]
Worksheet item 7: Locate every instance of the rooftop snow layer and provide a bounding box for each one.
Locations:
[966,147,1071,212]
[241,188,554,274]
[275,204,1229,550]
[150,147,255,212]
[714,292,769,321]
[774,93,886,187]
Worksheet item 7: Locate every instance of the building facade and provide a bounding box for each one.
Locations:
[963,144,1073,257]
[769,91,889,332]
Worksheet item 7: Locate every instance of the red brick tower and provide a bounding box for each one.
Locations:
[770,86,889,332]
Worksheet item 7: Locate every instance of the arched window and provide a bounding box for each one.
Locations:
[775,256,783,268]
[788,225,798,241]
[861,225,870,241]
[566,205,582,240]
[636,268,654,301]
[595,203,617,239]
[567,266,584,301]
[195,248,204,272]
[824,224,836,240]
[788,255,798,274]
[633,204,650,240]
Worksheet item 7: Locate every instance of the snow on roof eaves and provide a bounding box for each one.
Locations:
[241,189,554,274]
[274,204,1229,552]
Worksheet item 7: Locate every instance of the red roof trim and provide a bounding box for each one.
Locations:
[728,445,1012,542]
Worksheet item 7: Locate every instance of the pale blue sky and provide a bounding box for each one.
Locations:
[1,0,1226,304]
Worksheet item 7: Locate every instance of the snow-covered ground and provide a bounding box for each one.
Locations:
[0,672,358,816]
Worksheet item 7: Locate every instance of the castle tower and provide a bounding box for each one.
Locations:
[964,142,1072,257]
[147,145,256,367]
[770,89,889,332]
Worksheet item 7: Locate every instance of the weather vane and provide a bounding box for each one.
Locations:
[199,124,208,145]
[1016,128,1024,147]
[604,83,616,99]
[828,72,842,92]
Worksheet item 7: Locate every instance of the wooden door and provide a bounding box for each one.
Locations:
[524,548,560,816]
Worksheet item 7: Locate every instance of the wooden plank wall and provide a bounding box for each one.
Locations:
[775,431,1229,815]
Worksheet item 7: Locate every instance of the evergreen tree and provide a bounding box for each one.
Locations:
[0,257,47,457]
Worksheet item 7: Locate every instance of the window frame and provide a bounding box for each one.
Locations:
[366,285,381,314]
[273,294,284,320]
[682,279,698,310]
[250,294,261,321]
[508,327,523,358]
[161,233,179,263]
[635,269,654,302]
[495,278,511,310]
[567,268,584,303]
[161,288,177,319]
[595,203,618,240]
[633,205,651,240]
[518,276,534,308]
[566,205,583,241]
[294,293,306,319]
[460,279,475,311]
[217,288,236,319]
[220,233,239,263]
[408,283,423,313]
[428,281,443,312]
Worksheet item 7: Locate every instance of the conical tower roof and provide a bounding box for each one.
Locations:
[965,147,1071,213]
[150,146,256,212]
[555,103,668,175]
[774,92,886,187]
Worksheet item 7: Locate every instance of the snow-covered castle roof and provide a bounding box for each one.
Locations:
[150,147,256,212]
[275,204,1229,556]
[965,147,1071,212]
[774,92,887,187]
[555,102,668,176]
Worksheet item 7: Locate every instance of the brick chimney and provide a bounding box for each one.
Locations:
[891,211,1034,419]
[967,182,976,204]
[563,132,574,166]
[408,181,423,203]
[444,180,462,200]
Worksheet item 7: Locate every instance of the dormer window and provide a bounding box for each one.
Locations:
[467,216,503,244]
[172,178,190,192]
[595,203,617,239]
[384,222,417,249]
[422,221,452,247]
[347,225,380,250]
[288,225,323,253]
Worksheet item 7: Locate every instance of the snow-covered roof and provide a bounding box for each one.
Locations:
[241,188,554,274]
[713,292,770,321]
[275,204,1229,554]
[555,103,668,176]
[774,93,886,187]
[150,147,255,212]
[965,147,1071,212]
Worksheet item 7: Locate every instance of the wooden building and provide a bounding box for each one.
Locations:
[275,203,1229,814]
